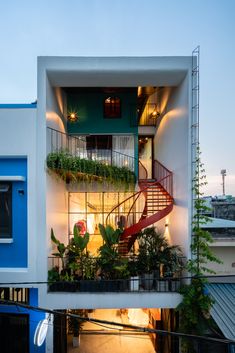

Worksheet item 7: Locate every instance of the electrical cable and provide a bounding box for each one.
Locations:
[0,273,234,286]
[0,299,234,345]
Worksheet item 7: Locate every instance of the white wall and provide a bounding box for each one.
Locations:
[154,75,191,257]
[37,56,192,309]
[46,77,68,249]
[0,108,37,283]
[208,245,235,276]
[43,292,182,310]
[37,71,69,306]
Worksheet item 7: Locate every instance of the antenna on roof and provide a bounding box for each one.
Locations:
[221,169,226,196]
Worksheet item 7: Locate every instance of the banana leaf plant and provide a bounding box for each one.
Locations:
[51,228,68,271]
[98,224,125,279]
[67,225,91,279]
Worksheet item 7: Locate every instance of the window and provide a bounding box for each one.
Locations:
[0,182,12,238]
[86,135,112,150]
[104,96,121,118]
[86,135,112,164]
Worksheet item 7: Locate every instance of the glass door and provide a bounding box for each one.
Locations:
[138,136,153,179]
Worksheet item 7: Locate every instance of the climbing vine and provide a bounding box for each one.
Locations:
[177,147,222,353]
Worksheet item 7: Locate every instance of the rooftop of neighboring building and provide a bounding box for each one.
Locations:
[0,102,37,109]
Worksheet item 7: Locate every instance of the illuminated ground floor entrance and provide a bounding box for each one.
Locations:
[65,308,179,353]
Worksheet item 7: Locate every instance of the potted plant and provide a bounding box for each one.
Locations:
[161,245,183,292]
[50,228,78,291]
[128,256,139,291]
[137,227,164,290]
[51,228,68,272]
[68,309,85,347]
[48,266,60,291]
[137,227,183,291]
[67,224,94,291]
[97,224,123,291]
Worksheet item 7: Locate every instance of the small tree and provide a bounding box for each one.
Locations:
[177,147,222,353]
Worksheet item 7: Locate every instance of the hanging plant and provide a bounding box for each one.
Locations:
[46,150,136,187]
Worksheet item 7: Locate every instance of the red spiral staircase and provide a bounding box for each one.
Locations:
[106,160,174,254]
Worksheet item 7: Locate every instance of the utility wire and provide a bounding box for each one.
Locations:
[0,299,234,345]
[0,274,234,286]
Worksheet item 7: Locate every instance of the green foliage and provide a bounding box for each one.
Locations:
[98,224,127,279]
[67,225,95,280]
[137,227,183,275]
[46,150,136,187]
[177,148,222,353]
[68,309,86,337]
[48,266,60,283]
[51,228,67,270]
[99,224,122,247]
[72,224,89,252]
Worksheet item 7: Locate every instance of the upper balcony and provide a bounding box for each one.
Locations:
[46,127,138,188]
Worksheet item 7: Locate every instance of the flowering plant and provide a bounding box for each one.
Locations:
[75,220,86,235]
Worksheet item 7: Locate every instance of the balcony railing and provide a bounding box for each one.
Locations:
[47,127,135,172]
[48,256,183,293]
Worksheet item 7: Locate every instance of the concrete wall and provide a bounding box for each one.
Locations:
[67,90,138,134]
[43,291,182,310]
[37,72,69,306]
[153,75,191,257]
[38,56,192,309]
[46,78,68,249]
[208,245,235,276]
[0,107,37,282]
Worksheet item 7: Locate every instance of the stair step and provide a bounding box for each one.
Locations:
[147,201,169,204]
[147,201,171,204]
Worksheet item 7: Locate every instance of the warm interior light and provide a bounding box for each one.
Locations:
[128,309,149,326]
[67,112,78,122]
[151,110,160,118]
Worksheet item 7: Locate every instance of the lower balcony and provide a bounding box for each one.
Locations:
[48,256,183,294]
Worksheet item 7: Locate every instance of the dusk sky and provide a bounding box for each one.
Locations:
[0,0,234,196]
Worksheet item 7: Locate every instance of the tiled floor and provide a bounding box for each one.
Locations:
[67,309,155,353]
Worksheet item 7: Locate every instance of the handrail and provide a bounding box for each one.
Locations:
[48,126,86,142]
[153,160,173,196]
[154,159,172,175]
[106,173,173,226]
[106,159,173,234]
[138,159,148,180]
[47,127,136,172]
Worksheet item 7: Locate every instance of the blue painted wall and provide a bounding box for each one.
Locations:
[0,158,27,267]
[0,289,45,353]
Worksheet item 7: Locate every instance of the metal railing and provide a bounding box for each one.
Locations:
[106,161,173,230]
[47,127,135,172]
[48,256,182,293]
[153,160,173,196]
[0,287,29,304]
[138,159,148,180]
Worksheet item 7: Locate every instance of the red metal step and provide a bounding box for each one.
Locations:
[106,160,174,254]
